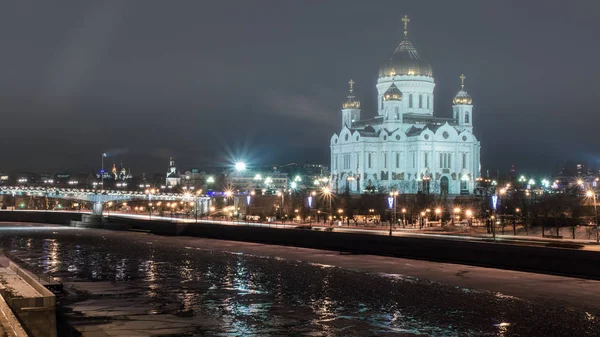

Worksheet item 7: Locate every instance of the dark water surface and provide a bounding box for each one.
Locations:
[0,225,598,336]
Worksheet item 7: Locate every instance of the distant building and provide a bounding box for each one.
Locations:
[227,170,288,192]
[181,168,205,188]
[166,157,181,187]
[0,173,8,185]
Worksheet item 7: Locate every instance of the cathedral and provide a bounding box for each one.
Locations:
[330,16,481,195]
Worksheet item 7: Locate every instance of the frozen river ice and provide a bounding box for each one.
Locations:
[0,224,598,336]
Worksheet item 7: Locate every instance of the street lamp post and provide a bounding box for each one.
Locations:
[452,207,461,226]
[276,190,285,222]
[586,190,599,243]
[389,191,399,234]
[308,191,315,226]
[322,187,332,225]
[145,188,155,220]
[101,153,107,191]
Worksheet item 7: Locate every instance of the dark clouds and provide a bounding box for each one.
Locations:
[0,0,598,175]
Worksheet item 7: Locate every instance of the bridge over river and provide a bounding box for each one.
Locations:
[0,186,212,215]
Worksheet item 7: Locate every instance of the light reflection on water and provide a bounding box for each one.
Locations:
[0,227,598,336]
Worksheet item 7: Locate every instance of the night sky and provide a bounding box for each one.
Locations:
[0,1,598,176]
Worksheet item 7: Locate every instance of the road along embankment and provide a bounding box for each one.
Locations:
[1,211,599,280]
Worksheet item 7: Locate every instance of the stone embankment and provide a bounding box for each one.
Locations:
[1,210,600,280]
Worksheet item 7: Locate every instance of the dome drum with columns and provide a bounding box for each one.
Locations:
[330,16,481,195]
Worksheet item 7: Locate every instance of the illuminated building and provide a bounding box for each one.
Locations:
[166,157,181,187]
[330,16,481,195]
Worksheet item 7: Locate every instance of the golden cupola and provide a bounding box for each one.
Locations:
[453,74,473,105]
[378,16,433,78]
[383,83,403,101]
[342,79,361,109]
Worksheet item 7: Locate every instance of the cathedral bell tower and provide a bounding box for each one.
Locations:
[341,79,361,129]
[382,83,403,123]
[453,74,473,132]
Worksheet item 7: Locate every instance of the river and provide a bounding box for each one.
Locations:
[0,224,598,336]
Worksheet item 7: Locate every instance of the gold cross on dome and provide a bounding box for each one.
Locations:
[460,74,466,89]
[402,15,410,38]
[349,79,355,94]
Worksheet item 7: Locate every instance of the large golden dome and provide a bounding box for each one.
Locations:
[378,39,433,78]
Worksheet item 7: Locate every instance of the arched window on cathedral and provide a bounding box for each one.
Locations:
[419,94,423,108]
[427,96,430,109]
[381,96,384,110]
[409,94,413,108]
[395,107,399,119]
[465,112,470,124]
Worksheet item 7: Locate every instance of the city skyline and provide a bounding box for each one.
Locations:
[1,1,599,174]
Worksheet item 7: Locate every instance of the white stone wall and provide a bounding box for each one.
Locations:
[330,123,480,195]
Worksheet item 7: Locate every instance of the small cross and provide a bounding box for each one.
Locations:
[402,15,410,38]
[349,79,355,93]
[460,74,466,89]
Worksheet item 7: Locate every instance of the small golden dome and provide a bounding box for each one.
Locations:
[343,96,360,109]
[383,83,402,101]
[453,89,472,105]
[342,78,360,109]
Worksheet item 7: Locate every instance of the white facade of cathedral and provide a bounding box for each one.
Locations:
[330,17,481,195]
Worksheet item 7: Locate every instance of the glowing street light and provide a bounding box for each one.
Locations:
[235,161,247,172]
[322,186,333,223]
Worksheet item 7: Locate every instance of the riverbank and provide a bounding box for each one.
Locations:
[0,223,599,337]
[2,210,600,280]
